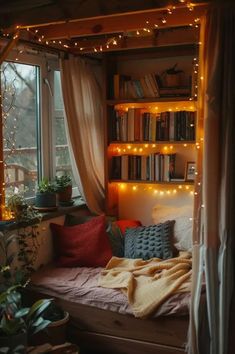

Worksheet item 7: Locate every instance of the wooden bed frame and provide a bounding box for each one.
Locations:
[27,289,189,354]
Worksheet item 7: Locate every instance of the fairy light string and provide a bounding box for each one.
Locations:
[0,2,202,53]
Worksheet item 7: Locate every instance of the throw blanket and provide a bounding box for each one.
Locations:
[98,252,192,318]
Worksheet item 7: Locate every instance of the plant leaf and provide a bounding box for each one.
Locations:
[31,319,51,335]
[15,307,30,318]
[27,299,52,320]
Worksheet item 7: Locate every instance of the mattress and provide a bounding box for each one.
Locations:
[30,264,191,317]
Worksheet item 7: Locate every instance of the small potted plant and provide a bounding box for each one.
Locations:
[35,178,57,210]
[164,63,183,87]
[55,174,73,206]
[30,302,69,346]
[0,285,52,353]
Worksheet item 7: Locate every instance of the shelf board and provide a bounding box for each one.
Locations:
[107,97,193,105]
[109,140,195,145]
[109,180,194,185]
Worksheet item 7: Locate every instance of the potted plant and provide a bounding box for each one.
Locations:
[163,63,184,87]
[30,302,69,346]
[55,174,73,206]
[0,285,52,353]
[35,178,57,209]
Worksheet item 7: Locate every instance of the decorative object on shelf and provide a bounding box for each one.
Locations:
[0,285,52,353]
[185,161,196,181]
[35,178,57,210]
[55,174,73,206]
[163,63,184,87]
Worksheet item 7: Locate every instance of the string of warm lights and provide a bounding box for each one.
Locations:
[0,1,201,54]
[116,182,194,197]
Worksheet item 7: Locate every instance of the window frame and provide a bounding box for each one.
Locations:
[1,49,80,201]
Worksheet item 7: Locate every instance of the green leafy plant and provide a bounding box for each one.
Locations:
[41,302,65,322]
[55,174,72,191]
[37,178,57,193]
[0,285,52,338]
[0,192,42,284]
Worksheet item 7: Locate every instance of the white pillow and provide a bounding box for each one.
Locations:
[152,204,193,251]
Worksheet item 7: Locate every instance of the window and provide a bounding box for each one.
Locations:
[53,70,78,192]
[1,61,40,199]
[0,52,79,207]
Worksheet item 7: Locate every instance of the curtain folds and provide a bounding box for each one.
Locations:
[189,5,235,354]
[59,56,105,214]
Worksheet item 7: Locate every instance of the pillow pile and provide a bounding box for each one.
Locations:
[124,220,175,260]
[50,215,112,267]
[63,214,142,258]
[51,214,175,266]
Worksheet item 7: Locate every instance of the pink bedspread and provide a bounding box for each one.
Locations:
[30,264,191,317]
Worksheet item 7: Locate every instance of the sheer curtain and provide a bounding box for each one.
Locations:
[189,4,235,354]
[60,55,105,214]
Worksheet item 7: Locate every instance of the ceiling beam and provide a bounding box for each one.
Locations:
[19,4,208,40]
[70,27,199,54]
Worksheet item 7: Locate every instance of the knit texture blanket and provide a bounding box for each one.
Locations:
[98,252,192,318]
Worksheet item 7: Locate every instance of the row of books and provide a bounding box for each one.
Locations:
[110,108,196,142]
[111,153,176,182]
[112,73,160,99]
[110,73,191,100]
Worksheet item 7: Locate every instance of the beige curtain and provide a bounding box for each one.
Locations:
[189,5,235,354]
[59,56,105,214]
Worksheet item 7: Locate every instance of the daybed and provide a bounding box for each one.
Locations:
[28,213,196,354]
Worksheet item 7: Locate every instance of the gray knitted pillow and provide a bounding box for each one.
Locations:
[124,220,175,260]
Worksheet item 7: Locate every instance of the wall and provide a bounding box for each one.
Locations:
[118,188,193,226]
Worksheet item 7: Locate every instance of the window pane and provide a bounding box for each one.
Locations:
[54,71,76,186]
[1,62,40,198]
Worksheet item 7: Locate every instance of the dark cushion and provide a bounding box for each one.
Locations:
[106,222,124,257]
[124,220,175,260]
[50,215,113,267]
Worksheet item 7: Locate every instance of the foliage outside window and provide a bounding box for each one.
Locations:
[1,61,40,200]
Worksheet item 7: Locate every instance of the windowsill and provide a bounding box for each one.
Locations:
[0,198,88,231]
[40,198,87,221]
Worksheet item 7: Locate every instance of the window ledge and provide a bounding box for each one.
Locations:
[40,198,87,221]
[0,198,88,231]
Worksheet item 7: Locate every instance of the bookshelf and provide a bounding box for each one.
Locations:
[104,46,198,216]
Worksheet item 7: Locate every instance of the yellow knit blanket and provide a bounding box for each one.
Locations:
[98,252,192,318]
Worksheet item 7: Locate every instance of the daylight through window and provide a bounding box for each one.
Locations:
[1,61,40,199]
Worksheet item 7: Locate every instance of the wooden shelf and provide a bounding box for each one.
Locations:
[109,180,194,185]
[107,97,193,105]
[109,140,195,145]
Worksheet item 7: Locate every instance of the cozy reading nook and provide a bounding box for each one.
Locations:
[0,1,235,354]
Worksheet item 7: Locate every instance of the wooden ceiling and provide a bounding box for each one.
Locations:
[0,0,209,29]
[0,0,210,55]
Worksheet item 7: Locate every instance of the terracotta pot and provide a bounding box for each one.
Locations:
[165,73,181,87]
[57,185,72,203]
[30,311,69,346]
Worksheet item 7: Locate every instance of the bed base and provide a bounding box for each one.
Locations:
[27,289,189,354]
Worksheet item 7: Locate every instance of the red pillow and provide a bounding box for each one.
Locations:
[50,215,112,267]
[115,219,142,235]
